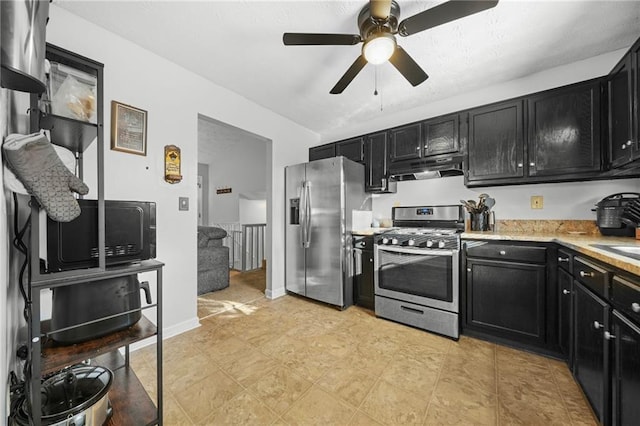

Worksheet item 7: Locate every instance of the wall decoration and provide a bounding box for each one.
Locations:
[164,144,182,184]
[111,100,147,155]
[216,187,232,194]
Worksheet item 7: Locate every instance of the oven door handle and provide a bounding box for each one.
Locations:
[376,246,458,257]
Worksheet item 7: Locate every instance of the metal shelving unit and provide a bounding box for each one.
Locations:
[23,43,163,425]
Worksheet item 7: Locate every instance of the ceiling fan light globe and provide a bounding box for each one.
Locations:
[363,34,396,64]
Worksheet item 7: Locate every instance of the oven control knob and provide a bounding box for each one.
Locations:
[438,240,446,249]
[381,238,389,245]
[426,240,434,248]
[391,238,399,245]
[407,239,415,246]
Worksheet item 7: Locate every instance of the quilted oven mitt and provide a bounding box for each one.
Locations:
[2,132,89,222]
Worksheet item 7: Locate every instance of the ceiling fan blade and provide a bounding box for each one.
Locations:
[398,0,499,36]
[283,33,361,46]
[388,46,428,87]
[330,55,368,94]
[370,0,392,20]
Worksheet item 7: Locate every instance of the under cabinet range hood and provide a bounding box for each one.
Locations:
[389,154,464,181]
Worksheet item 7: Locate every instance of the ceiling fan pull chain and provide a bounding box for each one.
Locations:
[374,66,378,96]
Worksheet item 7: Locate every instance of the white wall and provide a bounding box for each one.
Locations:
[239,199,267,224]
[45,6,319,333]
[372,176,640,223]
[198,117,269,226]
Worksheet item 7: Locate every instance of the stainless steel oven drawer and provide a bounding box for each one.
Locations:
[375,296,459,339]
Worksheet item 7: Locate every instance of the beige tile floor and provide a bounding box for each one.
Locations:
[132,269,598,425]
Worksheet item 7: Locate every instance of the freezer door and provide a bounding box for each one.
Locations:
[305,158,344,306]
[285,163,306,296]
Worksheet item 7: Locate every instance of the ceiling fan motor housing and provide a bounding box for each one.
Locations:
[358,0,401,41]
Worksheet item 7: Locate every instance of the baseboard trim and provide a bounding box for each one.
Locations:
[266,286,286,299]
[130,316,201,352]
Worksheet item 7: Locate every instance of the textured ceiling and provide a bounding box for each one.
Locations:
[56,0,640,136]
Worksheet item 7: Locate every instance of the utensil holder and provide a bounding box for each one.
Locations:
[470,211,490,231]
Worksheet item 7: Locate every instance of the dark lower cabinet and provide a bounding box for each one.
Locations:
[558,267,573,363]
[465,257,546,346]
[611,310,640,426]
[353,235,374,310]
[574,281,610,425]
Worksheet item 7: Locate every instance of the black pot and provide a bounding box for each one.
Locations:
[13,365,113,426]
[595,193,640,237]
[51,274,152,344]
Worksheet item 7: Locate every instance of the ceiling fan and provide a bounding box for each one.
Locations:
[283,0,499,94]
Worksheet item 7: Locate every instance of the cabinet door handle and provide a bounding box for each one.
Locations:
[594,320,604,329]
[416,147,420,151]
[467,268,472,272]
[558,257,569,263]
[562,289,570,295]
[499,250,506,255]
[580,270,594,278]
[626,140,633,146]
[622,144,627,150]
[517,163,523,168]
[529,162,535,167]
[604,331,616,340]
[632,302,640,313]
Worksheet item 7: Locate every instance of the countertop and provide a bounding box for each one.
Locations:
[462,230,640,276]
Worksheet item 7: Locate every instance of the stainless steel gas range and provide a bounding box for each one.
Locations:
[374,205,464,339]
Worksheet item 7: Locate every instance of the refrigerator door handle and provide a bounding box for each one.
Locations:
[304,181,312,248]
[299,181,307,248]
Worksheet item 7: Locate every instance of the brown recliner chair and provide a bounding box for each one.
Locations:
[197,226,230,295]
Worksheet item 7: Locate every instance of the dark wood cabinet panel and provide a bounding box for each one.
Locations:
[574,281,609,425]
[423,113,459,157]
[632,40,640,161]
[309,143,336,161]
[611,310,640,426]
[353,236,374,310]
[390,122,422,162]
[364,131,390,192]
[467,100,524,182]
[466,258,546,345]
[558,268,573,363]
[527,81,601,176]
[336,137,364,163]
[608,56,634,168]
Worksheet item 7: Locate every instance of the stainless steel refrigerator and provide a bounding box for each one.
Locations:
[285,157,371,309]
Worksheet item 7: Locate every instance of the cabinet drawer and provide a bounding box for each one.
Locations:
[557,248,573,273]
[610,275,640,324]
[466,243,547,264]
[573,256,610,298]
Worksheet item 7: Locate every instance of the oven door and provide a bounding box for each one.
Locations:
[374,245,459,312]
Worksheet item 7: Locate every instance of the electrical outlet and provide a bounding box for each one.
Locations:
[179,197,189,211]
[531,195,544,209]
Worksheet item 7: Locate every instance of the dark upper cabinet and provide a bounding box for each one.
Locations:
[364,131,394,193]
[389,122,422,162]
[309,143,335,161]
[423,113,460,157]
[336,137,364,163]
[608,55,634,168]
[527,80,602,176]
[573,281,610,425]
[467,99,525,183]
[610,310,640,426]
[607,36,640,168]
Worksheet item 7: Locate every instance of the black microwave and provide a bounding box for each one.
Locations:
[46,199,156,272]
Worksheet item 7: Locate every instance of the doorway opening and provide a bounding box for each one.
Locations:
[196,114,271,297]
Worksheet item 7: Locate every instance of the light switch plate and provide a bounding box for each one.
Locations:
[179,197,189,211]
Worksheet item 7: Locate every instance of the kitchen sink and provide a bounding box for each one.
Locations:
[591,244,640,261]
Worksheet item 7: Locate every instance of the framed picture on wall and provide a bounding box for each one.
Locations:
[111,100,147,155]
